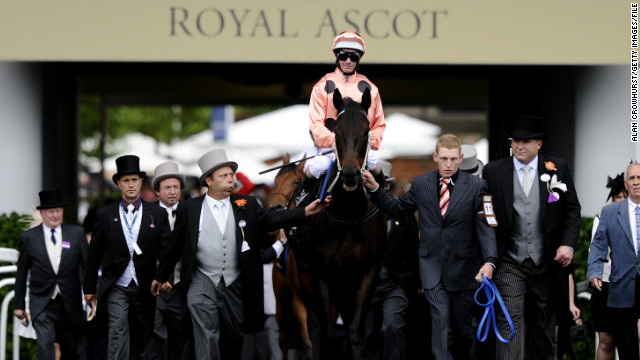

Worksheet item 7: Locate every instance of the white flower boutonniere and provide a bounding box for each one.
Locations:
[540,173,567,203]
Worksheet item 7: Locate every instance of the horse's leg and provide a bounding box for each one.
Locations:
[273,260,292,360]
[306,277,333,360]
[348,269,380,360]
[289,253,312,359]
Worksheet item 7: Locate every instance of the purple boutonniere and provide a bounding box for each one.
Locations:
[540,173,567,203]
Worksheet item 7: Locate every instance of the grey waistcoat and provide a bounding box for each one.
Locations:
[507,168,544,265]
[196,201,240,286]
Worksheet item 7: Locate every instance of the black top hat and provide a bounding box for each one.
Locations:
[112,155,147,185]
[37,190,66,210]
[505,114,547,140]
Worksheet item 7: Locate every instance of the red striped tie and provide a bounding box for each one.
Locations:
[440,178,450,217]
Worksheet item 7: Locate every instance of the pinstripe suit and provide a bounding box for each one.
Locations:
[482,155,581,360]
[370,170,497,360]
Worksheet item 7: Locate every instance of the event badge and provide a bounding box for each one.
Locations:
[61,241,71,249]
[132,242,142,255]
[241,240,251,252]
[482,195,498,227]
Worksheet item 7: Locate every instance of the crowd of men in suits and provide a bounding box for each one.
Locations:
[14,113,640,360]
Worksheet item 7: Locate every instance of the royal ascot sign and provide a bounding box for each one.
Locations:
[0,0,627,64]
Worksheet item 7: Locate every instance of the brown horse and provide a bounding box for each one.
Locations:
[269,154,313,359]
[295,88,387,359]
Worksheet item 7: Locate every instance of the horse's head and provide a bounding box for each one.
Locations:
[332,88,372,192]
[270,153,305,211]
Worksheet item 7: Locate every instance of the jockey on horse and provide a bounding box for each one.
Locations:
[301,31,387,205]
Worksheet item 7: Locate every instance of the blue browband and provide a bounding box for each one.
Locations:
[475,275,515,343]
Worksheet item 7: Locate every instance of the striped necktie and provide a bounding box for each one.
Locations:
[440,178,450,217]
[635,206,640,256]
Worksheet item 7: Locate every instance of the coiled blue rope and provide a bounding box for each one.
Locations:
[474,275,515,343]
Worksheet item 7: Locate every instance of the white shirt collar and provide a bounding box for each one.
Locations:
[159,201,179,211]
[513,155,538,172]
[205,194,230,209]
[42,223,61,234]
[628,198,640,211]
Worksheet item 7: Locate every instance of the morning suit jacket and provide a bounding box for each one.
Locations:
[588,200,640,308]
[84,200,170,302]
[15,223,87,327]
[155,193,307,333]
[370,170,497,292]
[481,155,582,262]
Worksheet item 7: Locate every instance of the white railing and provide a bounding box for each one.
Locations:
[0,248,20,360]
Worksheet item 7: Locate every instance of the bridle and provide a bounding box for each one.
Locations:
[321,107,379,225]
[325,108,372,198]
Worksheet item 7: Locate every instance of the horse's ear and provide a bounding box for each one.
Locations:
[283,153,291,164]
[332,89,344,111]
[360,87,371,114]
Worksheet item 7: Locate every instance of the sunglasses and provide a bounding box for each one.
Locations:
[337,51,361,62]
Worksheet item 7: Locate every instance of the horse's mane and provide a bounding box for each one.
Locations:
[275,161,298,178]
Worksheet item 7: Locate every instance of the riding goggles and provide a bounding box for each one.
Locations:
[337,51,361,62]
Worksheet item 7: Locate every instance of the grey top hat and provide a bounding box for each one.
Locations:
[112,155,146,185]
[37,190,66,210]
[460,144,484,177]
[378,160,395,183]
[198,149,238,186]
[152,161,186,191]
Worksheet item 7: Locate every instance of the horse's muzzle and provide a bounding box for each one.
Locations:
[340,167,361,191]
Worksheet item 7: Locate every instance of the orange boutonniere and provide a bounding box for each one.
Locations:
[235,199,247,209]
[545,161,557,171]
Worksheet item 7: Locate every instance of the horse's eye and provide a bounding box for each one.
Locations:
[294,179,300,184]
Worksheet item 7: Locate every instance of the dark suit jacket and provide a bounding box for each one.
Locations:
[155,193,306,333]
[481,155,582,262]
[84,200,170,306]
[588,200,639,308]
[385,213,420,296]
[371,170,497,292]
[15,223,87,327]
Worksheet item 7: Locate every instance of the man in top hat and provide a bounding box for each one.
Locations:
[151,149,329,360]
[460,144,484,177]
[84,155,171,360]
[150,160,188,360]
[14,190,88,360]
[482,115,581,360]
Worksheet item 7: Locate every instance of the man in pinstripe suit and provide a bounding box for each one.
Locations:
[482,115,581,360]
[363,134,497,360]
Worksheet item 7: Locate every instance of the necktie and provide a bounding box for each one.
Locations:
[166,207,175,230]
[523,165,532,196]
[127,204,135,222]
[213,202,225,234]
[50,228,57,245]
[636,206,640,256]
[440,178,450,217]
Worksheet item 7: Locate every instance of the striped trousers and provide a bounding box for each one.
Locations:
[493,256,556,360]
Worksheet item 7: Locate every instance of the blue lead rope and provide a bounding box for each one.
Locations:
[319,160,335,201]
[474,275,515,343]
